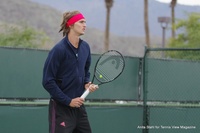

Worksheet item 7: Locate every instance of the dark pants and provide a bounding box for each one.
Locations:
[49,99,92,133]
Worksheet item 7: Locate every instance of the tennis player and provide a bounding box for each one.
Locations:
[42,10,98,133]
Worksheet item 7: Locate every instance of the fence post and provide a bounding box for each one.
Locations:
[142,46,149,133]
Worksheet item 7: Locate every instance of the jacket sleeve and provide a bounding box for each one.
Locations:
[84,47,91,84]
[42,46,71,106]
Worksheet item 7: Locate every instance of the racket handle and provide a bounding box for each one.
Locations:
[80,89,90,99]
[80,85,99,99]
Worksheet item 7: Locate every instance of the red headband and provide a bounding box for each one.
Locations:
[66,13,85,27]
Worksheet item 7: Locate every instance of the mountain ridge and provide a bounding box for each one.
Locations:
[1,0,200,56]
[30,0,200,37]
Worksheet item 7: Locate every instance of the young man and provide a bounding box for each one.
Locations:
[42,10,98,133]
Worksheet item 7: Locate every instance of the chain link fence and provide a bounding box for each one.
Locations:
[143,48,200,133]
[1,47,200,133]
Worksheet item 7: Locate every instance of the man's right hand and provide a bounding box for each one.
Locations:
[69,97,84,108]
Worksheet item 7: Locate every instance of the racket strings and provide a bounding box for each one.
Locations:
[96,71,110,81]
[96,67,114,81]
[95,52,125,83]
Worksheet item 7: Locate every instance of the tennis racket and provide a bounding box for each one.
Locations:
[81,50,125,99]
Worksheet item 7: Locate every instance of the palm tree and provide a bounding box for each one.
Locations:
[144,0,150,47]
[170,0,177,39]
[104,0,113,51]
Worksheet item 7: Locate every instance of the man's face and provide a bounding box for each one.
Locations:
[71,19,86,36]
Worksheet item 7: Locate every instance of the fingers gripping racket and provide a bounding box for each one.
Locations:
[81,50,125,99]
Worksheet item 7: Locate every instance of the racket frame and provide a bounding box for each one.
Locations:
[81,50,125,99]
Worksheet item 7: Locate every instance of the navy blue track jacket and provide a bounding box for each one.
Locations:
[42,36,91,106]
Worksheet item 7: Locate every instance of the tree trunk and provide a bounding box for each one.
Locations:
[144,0,150,47]
[170,0,177,39]
[104,0,113,51]
[105,6,110,51]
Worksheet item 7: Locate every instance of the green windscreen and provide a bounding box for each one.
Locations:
[0,47,139,100]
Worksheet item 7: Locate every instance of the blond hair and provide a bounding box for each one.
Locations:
[59,10,80,37]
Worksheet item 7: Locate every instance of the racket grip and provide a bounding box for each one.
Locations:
[80,89,90,99]
[94,85,98,88]
[80,85,99,99]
